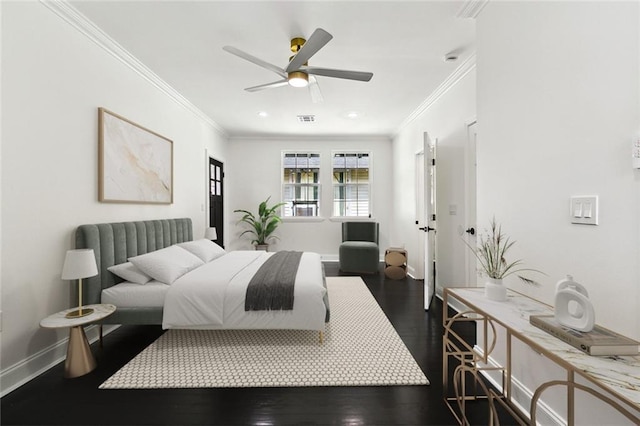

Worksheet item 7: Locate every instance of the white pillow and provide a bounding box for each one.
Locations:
[107,262,152,285]
[129,245,204,284]
[178,238,226,263]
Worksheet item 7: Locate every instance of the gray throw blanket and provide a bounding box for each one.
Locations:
[245,251,303,311]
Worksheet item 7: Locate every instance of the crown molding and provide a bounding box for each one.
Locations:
[457,0,489,19]
[393,52,476,138]
[39,0,228,138]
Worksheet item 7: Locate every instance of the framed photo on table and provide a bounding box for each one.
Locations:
[98,108,173,204]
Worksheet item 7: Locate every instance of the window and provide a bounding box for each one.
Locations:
[332,152,371,217]
[282,152,321,217]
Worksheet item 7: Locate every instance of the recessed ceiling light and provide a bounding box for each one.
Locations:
[345,111,363,119]
[257,111,269,118]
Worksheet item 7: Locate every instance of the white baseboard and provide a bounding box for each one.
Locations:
[0,324,119,397]
[407,266,420,279]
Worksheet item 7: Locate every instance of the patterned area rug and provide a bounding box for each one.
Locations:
[100,276,429,389]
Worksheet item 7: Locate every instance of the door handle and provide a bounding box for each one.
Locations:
[465,227,475,235]
[419,227,435,232]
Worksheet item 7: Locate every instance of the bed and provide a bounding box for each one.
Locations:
[75,218,330,339]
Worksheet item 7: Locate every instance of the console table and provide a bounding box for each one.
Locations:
[443,287,640,425]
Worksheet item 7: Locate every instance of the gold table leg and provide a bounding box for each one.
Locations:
[64,325,97,378]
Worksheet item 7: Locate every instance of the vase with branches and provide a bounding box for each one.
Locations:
[464,217,543,300]
[234,196,285,250]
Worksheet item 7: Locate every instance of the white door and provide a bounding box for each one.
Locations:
[414,151,425,280]
[423,132,437,310]
[464,121,478,286]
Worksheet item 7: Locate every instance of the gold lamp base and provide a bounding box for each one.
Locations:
[65,326,97,378]
[65,307,94,318]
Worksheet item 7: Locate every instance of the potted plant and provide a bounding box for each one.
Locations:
[464,217,542,301]
[234,196,285,251]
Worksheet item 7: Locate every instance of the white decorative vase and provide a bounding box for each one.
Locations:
[554,275,595,332]
[485,278,507,301]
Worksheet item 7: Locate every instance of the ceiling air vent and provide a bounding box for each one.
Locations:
[297,115,316,123]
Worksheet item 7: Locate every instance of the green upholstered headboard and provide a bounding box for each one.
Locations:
[75,218,193,307]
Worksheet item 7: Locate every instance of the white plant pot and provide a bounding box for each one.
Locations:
[485,278,507,301]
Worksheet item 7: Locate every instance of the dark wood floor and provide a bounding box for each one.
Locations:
[1,263,503,426]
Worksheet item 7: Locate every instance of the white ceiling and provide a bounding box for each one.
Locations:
[70,1,476,138]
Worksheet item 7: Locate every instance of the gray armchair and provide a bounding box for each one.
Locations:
[339,222,380,274]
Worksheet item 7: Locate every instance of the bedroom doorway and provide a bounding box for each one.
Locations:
[422,133,437,311]
[209,157,224,247]
[464,121,478,287]
[416,132,437,311]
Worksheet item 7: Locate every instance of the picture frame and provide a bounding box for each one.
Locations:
[98,108,173,204]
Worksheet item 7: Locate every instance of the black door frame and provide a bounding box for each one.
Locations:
[208,157,224,247]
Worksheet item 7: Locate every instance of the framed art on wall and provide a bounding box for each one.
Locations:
[98,108,173,204]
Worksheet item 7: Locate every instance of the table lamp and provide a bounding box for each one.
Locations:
[204,227,217,241]
[61,249,98,318]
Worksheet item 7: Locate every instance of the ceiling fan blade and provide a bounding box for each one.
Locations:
[308,76,323,103]
[245,79,289,92]
[223,46,287,78]
[285,28,333,73]
[303,67,373,82]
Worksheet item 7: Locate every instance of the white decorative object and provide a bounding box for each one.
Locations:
[554,275,595,332]
[485,277,507,301]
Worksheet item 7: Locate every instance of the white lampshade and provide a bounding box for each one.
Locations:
[204,227,218,240]
[61,249,98,280]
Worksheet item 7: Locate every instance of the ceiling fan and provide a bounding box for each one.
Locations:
[223,28,373,103]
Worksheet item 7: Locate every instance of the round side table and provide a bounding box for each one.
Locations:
[40,304,116,378]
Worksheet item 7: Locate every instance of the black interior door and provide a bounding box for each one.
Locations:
[209,158,224,247]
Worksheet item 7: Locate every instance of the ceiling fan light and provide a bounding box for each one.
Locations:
[288,71,309,88]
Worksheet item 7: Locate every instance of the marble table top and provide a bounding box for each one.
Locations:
[446,287,640,408]
[40,304,116,329]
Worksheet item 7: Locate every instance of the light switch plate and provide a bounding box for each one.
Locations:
[570,196,598,225]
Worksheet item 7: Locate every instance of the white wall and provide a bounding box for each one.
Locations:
[0,2,228,394]
[391,66,476,289]
[475,1,639,422]
[227,137,392,258]
[477,0,639,339]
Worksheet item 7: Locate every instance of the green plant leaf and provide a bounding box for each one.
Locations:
[235,197,284,245]
[462,217,544,284]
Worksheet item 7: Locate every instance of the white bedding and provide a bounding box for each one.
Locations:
[162,250,327,331]
[101,281,169,308]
